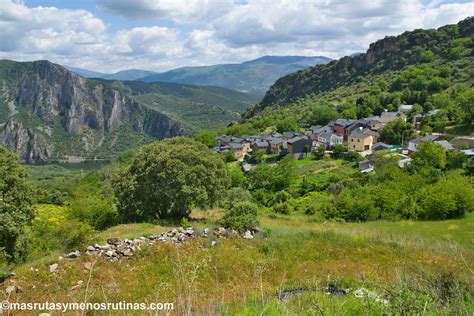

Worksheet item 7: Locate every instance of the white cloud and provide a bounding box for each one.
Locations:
[96,0,235,23]
[0,0,473,73]
[114,26,181,56]
[0,0,107,54]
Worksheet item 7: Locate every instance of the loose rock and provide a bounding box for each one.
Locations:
[49,263,58,273]
[64,250,81,259]
[243,230,254,239]
[5,285,16,295]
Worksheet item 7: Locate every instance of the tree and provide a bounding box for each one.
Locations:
[0,146,33,262]
[309,105,338,125]
[332,144,347,158]
[465,158,474,176]
[276,117,298,133]
[380,119,414,145]
[313,146,325,160]
[411,141,446,170]
[221,201,259,232]
[113,138,228,221]
[419,50,434,63]
[446,150,467,170]
[456,88,474,124]
[193,130,217,148]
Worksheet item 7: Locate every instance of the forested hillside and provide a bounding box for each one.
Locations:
[241,17,473,134]
[104,80,258,132]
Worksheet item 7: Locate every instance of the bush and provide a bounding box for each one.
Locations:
[226,187,252,207]
[419,175,474,220]
[28,205,97,257]
[69,173,118,230]
[222,201,259,232]
[273,202,293,215]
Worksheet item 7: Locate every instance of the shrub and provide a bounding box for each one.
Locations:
[273,202,293,215]
[222,201,259,232]
[419,175,474,219]
[226,187,252,207]
[28,204,97,257]
[69,173,118,230]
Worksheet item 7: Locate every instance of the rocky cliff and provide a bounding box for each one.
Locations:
[246,17,473,116]
[0,60,182,162]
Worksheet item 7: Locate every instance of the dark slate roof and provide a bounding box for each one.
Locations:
[309,125,322,132]
[270,137,284,145]
[287,136,306,144]
[350,131,371,139]
[253,140,269,147]
[335,118,356,127]
[410,134,440,144]
[318,132,333,140]
[435,140,454,151]
[228,142,243,149]
[347,122,365,132]
[361,128,379,137]
[216,135,232,143]
[282,132,298,139]
[372,142,390,150]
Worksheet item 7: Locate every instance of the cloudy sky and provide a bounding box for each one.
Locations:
[0,0,473,73]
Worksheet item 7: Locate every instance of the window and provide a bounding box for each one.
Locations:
[358,139,360,142]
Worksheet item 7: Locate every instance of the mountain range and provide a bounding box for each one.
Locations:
[2,17,472,163]
[66,55,332,97]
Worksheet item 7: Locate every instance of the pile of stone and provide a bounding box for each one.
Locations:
[61,227,257,262]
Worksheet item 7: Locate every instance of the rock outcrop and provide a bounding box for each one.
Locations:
[0,60,183,162]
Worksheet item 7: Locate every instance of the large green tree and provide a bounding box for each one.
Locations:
[380,118,414,145]
[411,141,446,170]
[193,129,217,148]
[113,138,227,221]
[0,146,33,262]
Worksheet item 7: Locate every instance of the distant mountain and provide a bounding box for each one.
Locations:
[103,80,259,133]
[0,60,182,163]
[139,55,332,97]
[64,66,107,78]
[101,69,159,81]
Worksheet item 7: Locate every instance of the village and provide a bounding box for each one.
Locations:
[214,104,474,172]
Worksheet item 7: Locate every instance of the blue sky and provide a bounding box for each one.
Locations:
[1,0,473,73]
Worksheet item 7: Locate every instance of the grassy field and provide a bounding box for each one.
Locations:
[2,209,473,315]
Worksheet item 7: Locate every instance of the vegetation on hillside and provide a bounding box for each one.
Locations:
[239,17,473,135]
[106,80,258,133]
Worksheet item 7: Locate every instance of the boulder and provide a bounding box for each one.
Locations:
[214,227,226,237]
[49,263,58,273]
[243,230,254,239]
[5,285,16,295]
[201,228,209,237]
[64,250,81,259]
